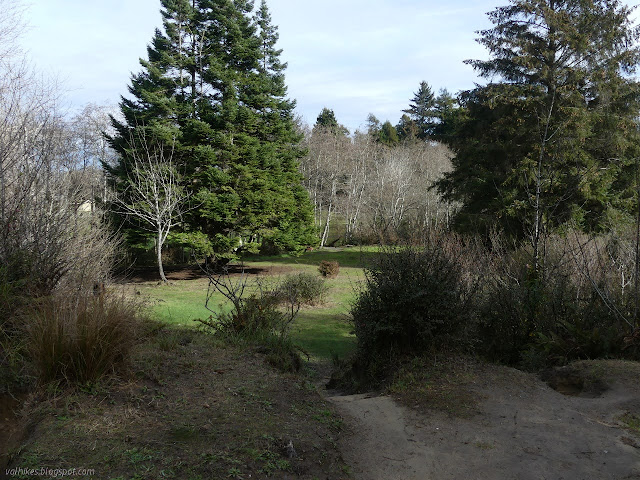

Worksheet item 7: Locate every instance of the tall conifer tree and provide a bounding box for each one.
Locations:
[437,0,640,248]
[106,0,315,260]
[403,81,437,140]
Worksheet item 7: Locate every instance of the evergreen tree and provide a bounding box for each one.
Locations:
[430,89,457,140]
[366,113,381,137]
[403,81,436,140]
[395,114,419,143]
[106,0,316,261]
[367,114,399,146]
[314,108,349,136]
[437,0,640,251]
[378,120,399,146]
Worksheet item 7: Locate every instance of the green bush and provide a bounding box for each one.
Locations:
[476,251,544,365]
[351,243,474,377]
[318,260,340,278]
[207,272,327,338]
[277,272,328,306]
[25,293,141,385]
[215,293,284,335]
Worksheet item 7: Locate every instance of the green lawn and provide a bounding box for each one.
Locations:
[131,247,372,360]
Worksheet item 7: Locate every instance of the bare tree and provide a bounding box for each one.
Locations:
[66,103,119,212]
[0,0,27,62]
[111,132,189,282]
[0,65,118,295]
[342,132,372,243]
[300,125,455,245]
[301,127,350,246]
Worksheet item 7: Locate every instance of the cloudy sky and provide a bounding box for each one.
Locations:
[21,1,519,131]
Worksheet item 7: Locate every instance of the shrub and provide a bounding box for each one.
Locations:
[215,293,283,335]
[476,233,636,368]
[25,292,140,385]
[351,240,476,378]
[200,295,303,372]
[277,273,328,307]
[318,260,340,278]
[202,272,327,338]
[197,271,326,372]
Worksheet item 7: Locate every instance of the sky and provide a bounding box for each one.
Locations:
[17,1,551,132]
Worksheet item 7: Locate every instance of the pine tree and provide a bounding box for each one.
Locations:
[245,0,317,253]
[366,113,381,137]
[395,114,419,143]
[430,89,457,140]
[314,108,349,136]
[403,81,436,140]
[106,0,316,262]
[367,114,400,146]
[378,121,399,146]
[437,0,640,251]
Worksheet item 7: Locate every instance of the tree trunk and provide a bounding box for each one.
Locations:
[634,156,640,326]
[157,230,168,283]
[321,203,332,248]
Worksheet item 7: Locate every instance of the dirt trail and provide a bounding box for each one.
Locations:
[0,394,25,472]
[325,363,640,480]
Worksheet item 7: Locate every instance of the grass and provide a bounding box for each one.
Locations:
[130,247,369,361]
[388,355,482,418]
[132,279,215,325]
[619,412,640,434]
[7,329,349,479]
[25,292,141,385]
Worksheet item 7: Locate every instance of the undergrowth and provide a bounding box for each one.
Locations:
[197,270,326,372]
[344,230,640,388]
[24,292,142,385]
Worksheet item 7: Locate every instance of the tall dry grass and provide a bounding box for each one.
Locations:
[25,292,141,385]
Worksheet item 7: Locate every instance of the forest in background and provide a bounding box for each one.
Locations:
[2,0,640,392]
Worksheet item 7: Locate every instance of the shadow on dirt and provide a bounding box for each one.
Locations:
[541,365,610,398]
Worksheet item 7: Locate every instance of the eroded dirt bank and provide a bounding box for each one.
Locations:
[326,361,640,480]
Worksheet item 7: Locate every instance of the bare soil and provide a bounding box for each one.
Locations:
[327,359,640,480]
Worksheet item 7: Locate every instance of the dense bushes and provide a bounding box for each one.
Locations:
[476,234,637,368]
[350,230,640,380]
[351,238,478,376]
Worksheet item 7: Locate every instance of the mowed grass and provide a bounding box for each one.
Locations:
[130,247,373,360]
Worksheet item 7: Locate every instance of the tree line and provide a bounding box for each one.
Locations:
[5,0,640,286]
[342,0,640,373]
[301,108,453,246]
[427,1,639,255]
[105,0,640,282]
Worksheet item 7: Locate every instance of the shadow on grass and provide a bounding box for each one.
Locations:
[243,247,379,269]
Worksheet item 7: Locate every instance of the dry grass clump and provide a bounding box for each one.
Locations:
[318,260,340,278]
[25,292,141,385]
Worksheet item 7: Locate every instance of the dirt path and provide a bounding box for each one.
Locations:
[0,394,26,472]
[325,362,640,480]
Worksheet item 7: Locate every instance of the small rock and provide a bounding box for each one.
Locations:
[285,440,296,458]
